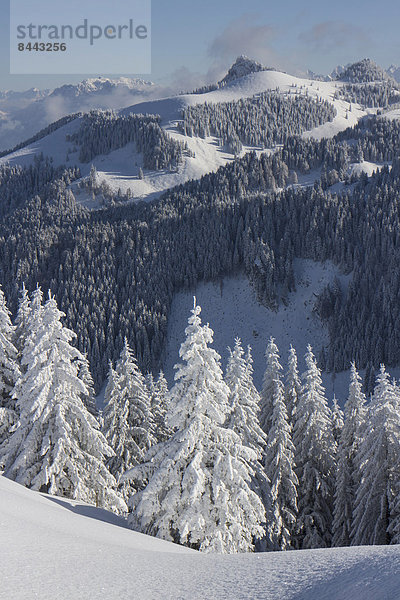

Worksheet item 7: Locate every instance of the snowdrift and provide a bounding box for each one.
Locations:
[1,475,400,600]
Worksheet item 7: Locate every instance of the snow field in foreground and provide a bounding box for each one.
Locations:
[1,475,400,600]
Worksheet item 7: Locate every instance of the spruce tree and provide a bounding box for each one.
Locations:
[226,339,267,454]
[117,338,156,467]
[0,285,20,454]
[149,371,172,443]
[126,300,265,553]
[263,339,298,550]
[260,337,283,435]
[103,339,155,496]
[14,283,31,358]
[352,366,400,546]
[331,396,344,444]
[0,285,19,408]
[285,345,301,426]
[102,362,136,503]
[77,354,97,416]
[226,339,272,547]
[332,363,366,547]
[293,345,337,549]
[2,292,125,513]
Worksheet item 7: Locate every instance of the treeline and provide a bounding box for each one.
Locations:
[0,113,81,159]
[1,291,399,554]
[336,116,400,162]
[337,59,394,84]
[68,110,192,170]
[2,112,400,392]
[336,83,400,108]
[178,92,336,153]
[0,155,80,217]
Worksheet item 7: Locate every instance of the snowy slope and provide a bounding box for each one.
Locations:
[0,77,157,153]
[387,64,400,83]
[163,259,400,404]
[2,474,400,600]
[0,69,367,204]
[379,106,400,120]
[164,260,353,402]
[348,160,387,178]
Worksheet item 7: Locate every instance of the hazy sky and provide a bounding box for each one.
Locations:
[1,0,400,91]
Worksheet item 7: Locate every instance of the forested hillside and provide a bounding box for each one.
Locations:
[1,286,400,554]
[178,92,336,153]
[1,65,400,392]
[0,59,400,576]
[68,110,191,170]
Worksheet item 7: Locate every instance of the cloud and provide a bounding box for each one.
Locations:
[208,15,281,69]
[165,67,208,94]
[299,21,370,54]
[161,15,299,96]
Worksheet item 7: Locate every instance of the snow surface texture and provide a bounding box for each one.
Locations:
[0,69,367,205]
[1,474,400,600]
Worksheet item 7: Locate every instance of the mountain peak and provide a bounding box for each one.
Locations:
[336,58,394,83]
[50,77,154,99]
[387,64,400,83]
[219,55,269,85]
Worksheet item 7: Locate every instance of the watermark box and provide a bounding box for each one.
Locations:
[10,0,151,74]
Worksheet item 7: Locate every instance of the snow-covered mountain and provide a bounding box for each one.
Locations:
[306,69,331,82]
[2,474,400,600]
[1,58,397,155]
[387,64,400,82]
[330,64,348,80]
[0,77,158,152]
[48,76,155,100]
[336,58,395,83]
[0,65,366,204]
[219,55,270,85]
[0,87,50,105]
[0,57,397,403]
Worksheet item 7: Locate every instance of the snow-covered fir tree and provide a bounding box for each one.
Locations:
[0,285,19,454]
[14,283,31,357]
[262,339,298,550]
[77,353,97,416]
[0,285,19,407]
[352,366,400,546]
[102,362,136,503]
[332,363,366,547]
[293,345,337,549]
[125,300,265,553]
[331,396,345,444]
[2,291,125,513]
[226,338,267,454]
[226,338,272,547]
[119,339,155,465]
[147,371,172,443]
[285,345,301,426]
[20,285,44,355]
[260,337,284,435]
[103,339,155,496]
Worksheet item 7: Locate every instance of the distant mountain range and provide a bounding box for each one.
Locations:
[308,59,400,84]
[1,56,399,154]
[0,77,157,152]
